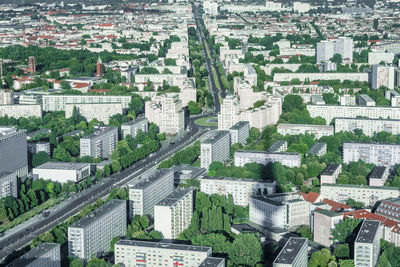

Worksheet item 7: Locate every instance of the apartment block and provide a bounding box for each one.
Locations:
[32,162,90,184]
[369,166,389,187]
[121,118,148,139]
[343,142,400,167]
[200,176,276,206]
[275,73,368,83]
[385,90,400,107]
[335,117,400,137]
[0,127,28,177]
[277,123,334,139]
[375,198,400,221]
[229,121,250,145]
[313,210,343,247]
[68,199,127,260]
[234,150,301,168]
[320,164,342,184]
[0,104,42,119]
[41,95,132,112]
[249,193,310,228]
[320,184,399,207]
[355,220,382,267]
[307,142,327,157]
[154,189,193,239]
[8,243,60,267]
[27,141,50,155]
[316,37,353,63]
[339,94,356,106]
[359,94,376,106]
[267,140,288,153]
[65,103,123,124]
[371,64,396,90]
[129,169,174,217]
[218,95,240,130]
[273,237,308,267]
[0,171,17,198]
[0,90,13,105]
[200,130,230,170]
[80,126,118,159]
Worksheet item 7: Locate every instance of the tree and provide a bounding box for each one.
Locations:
[334,243,350,259]
[69,257,84,267]
[188,101,201,115]
[32,151,52,167]
[323,93,338,105]
[309,248,333,267]
[331,218,361,243]
[228,233,263,267]
[192,233,231,254]
[110,236,120,253]
[331,53,343,64]
[296,225,312,240]
[283,95,304,112]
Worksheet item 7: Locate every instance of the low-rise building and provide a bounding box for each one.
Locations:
[7,243,61,267]
[200,130,230,170]
[234,150,301,168]
[339,94,356,106]
[335,118,400,137]
[313,209,343,247]
[375,198,400,222]
[355,220,382,267]
[229,121,250,145]
[121,118,148,139]
[359,94,376,106]
[369,166,389,187]
[320,164,342,184]
[32,162,90,183]
[0,171,17,198]
[386,90,400,107]
[0,104,42,119]
[65,103,123,124]
[273,237,308,267]
[80,126,118,159]
[267,140,288,153]
[277,124,334,139]
[27,142,50,155]
[307,142,327,157]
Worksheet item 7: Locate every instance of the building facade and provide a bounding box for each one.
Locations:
[0,127,28,177]
[8,243,60,267]
[229,121,250,145]
[335,117,400,137]
[80,126,118,159]
[65,103,123,124]
[320,164,342,184]
[234,150,301,168]
[313,210,343,247]
[277,123,334,139]
[273,237,308,267]
[121,118,148,139]
[371,64,396,90]
[0,171,17,198]
[32,162,90,184]
[218,95,240,130]
[200,131,231,170]
[355,220,382,267]
[0,104,42,119]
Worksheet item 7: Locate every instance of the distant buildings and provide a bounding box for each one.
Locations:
[8,243,60,267]
[121,118,148,139]
[354,220,382,267]
[218,95,240,130]
[80,126,118,159]
[154,189,193,239]
[32,162,90,184]
[335,118,400,137]
[129,169,174,217]
[0,104,42,119]
[96,57,103,77]
[313,210,343,247]
[234,150,301,168]
[229,121,250,145]
[200,130,231,170]
[371,64,396,90]
[273,237,308,267]
[0,127,28,177]
[68,199,127,260]
[0,171,17,198]
[320,164,342,184]
[343,142,400,167]
[316,37,353,63]
[28,56,36,73]
[277,124,334,139]
[65,103,123,124]
[200,176,276,206]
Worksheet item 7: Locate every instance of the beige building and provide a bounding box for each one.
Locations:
[335,117,400,137]
[313,210,343,247]
[355,220,382,267]
[200,130,231,170]
[0,104,42,118]
[65,103,123,124]
[320,164,342,184]
[277,123,334,139]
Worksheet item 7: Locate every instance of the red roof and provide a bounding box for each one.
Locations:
[88,89,110,93]
[73,82,89,89]
[298,191,320,203]
[322,198,350,211]
[344,209,398,228]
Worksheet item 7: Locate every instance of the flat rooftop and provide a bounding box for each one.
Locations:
[321,164,341,176]
[369,166,388,179]
[307,142,326,155]
[202,130,229,145]
[356,220,381,244]
[122,118,148,126]
[230,121,249,130]
[199,257,225,266]
[0,171,13,179]
[7,243,60,267]
[273,237,307,265]
[314,209,341,218]
[116,239,211,253]
[321,183,398,191]
[251,195,285,207]
[130,169,172,190]
[155,189,192,207]
[35,162,89,171]
[82,126,117,140]
[359,94,375,103]
[267,140,287,152]
[202,176,275,184]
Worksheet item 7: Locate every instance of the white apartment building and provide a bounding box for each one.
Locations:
[80,126,118,159]
[274,72,368,82]
[229,121,250,145]
[32,162,90,184]
[307,142,327,157]
[68,199,127,260]
[369,166,389,187]
[316,40,335,63]
[293,2,311,13]
[313,210,343,247]
[368,52,395,65]
[200,176,276,206]
[179,78,197,107]
[42,95,132,112]
[0,171,17,198]
[129,169,174,217]
[8,243,60,267]
[27,142,50,155]
[200,130,231,170]
[316,37,353,63]
[234,150,301,168]
[307,105,400,125]
[320,184,400,207]
[0,127,28,177]
[355,220,382,267]
[218,95,240,130]
[320,164,342,184]
[65,103,123,124]
[121,118,148,139]
[114,240,224,267]
[0,90,13,104]
[386,90,400,107]
[339,94,356,106]
[0,104,42,119]
[343,142,400,167]
[145,93,184,135]
[154,189,193,239]
[249,193,310,228]
[335,117,400,137]
[371,64,396,90]
[273,237,308,267]
[277,123,334,139]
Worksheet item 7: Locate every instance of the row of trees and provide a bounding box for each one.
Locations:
[158,141,200,169]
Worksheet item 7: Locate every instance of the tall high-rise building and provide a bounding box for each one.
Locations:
[0,127,28,177]
[218,95,240,130]
[8,243,61,267]
[68,199,127,260]
[28,56,36,73]
[371,64,396,90]
[96,57,103,77]
[121,118,148,139]
[354,220,382,267]
[229,121,250,145]
[316,40,335,63]
[80,126,118,159]
[316,37,353,63]
[200,130,231,170]
[273,237,308,267]
[335,37,353,62]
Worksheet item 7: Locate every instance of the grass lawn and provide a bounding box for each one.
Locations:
[194,116,218,127]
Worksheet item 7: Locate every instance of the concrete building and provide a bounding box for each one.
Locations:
[355,220,382,267]
[145,93,184,135]
[316,40,335,63]
[65,103,123,124]
[234,150,301,168]
[121,118,148,139]
[320,184,399,206]
[80,126,118,159]
[114,239,221,267]
[0,90,13,105]
[343,142,400,168]
[267,140,288,153]
[200,130,230,170]
[154,189,193,239]
[171,165,206,186]
[313,210,343,247]
[41,95,132,112]
[32,162,90,184]
[371,64,396,90]
[0,127,28,177]
[229,121,250,145]
[7,243,60,267]
[339,94,356,106]
[293,2,311,13]
[68,199,127,260]
[386,90,400,107]
[335,37,354,62]
[316,37,353,63]
[0,171,17,198]
[359,94,376,106]
[275,73,368,83]
[368,52,395,65]
[129,169,174,217]
[320,164,342,184]
[277,124,334,139]
[0,104,42,119]
[218,95,240,130]
[375,198,400,222]
[369,166,389,187]
[249,193,310,228]
[200,176,276,206]
[273,237,308,267]
[27,142,50,155]
[307,142,327,157]
[335,117,400,137]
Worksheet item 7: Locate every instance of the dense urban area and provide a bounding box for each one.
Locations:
[1,0,400,266]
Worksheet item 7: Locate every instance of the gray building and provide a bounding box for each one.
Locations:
[0,127,28,177]
[267,140,288,153]
[229,121,250,145]
[199,257,225,267]
[0,171,17,198]
[68,199,127,260]
[355,220,382,267]
[200,130,231,170]
[121,118,148,139]
[171,165,206,186]
[80,126,118,159]
[307,142,327,157]
[7,243,61,267]
[129,169,174,217]
[27,141,51,155]
[235,150,301,168]
[359,94,376,106]
[273,237,308,267]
